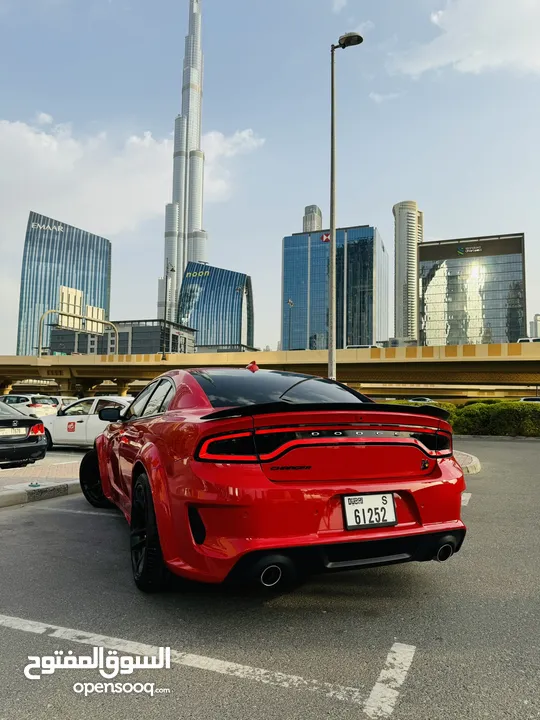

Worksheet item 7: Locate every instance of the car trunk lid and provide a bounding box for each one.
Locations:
[249,405,450,482]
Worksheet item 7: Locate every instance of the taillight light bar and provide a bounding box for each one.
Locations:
[196,427,453,463]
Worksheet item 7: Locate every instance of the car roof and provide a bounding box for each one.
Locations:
[184,367,315,379]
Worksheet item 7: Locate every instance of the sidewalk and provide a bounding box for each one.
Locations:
[0,458,81,508]
[455,450,482,475]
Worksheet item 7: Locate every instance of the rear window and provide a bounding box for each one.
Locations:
[190,369,368,408]
[32,397,56,405]
[0,403,24,417]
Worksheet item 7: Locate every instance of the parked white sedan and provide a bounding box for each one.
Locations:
[43,396,130,449]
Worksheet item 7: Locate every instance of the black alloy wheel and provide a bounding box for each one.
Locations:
[79,449,114,509]
[130,473,170,593]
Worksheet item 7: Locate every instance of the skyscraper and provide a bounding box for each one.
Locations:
[17,211,111,356]
[281,225,389,351]
[158,0,207,321]
[419,234,526,345]
[530,314,540,338]
[303,205,323,232]
[178,262,254,351]
[393,201,424,343]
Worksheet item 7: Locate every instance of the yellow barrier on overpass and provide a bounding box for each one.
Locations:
[1,343,540,395]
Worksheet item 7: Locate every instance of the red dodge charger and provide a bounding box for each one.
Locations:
[80,366,467,593]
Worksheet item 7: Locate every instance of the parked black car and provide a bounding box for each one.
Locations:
[0,402,47,469]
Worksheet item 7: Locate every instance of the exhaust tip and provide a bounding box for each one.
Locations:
[260,564,283,588]
[435,543,454,562]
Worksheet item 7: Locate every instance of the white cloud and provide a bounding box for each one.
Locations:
[0,116,264,353]
[332,0,347,14]
[36,112,54,125]
[202,129,265,201]
[390,0,540,76]
[369,91,402,104]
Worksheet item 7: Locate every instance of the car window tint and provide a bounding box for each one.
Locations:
[63,399,94,416]
[190,369,367,408]
[93,400,124,414]
[125,383,159,420]
[158,385,175,413]
[142,381,174,417]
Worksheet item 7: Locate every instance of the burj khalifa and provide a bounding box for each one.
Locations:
[158,0,207,321]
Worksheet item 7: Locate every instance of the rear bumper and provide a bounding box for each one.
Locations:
[161,457,467,584]
[0,438,47,468]
[228,528,467,581]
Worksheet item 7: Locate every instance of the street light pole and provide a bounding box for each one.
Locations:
[328,44,337,380]
[328,32,363,381]
[161,259,176,360]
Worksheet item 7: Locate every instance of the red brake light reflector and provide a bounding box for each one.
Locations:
[29,423,45,436]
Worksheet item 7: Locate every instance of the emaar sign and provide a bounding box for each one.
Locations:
[31,222,64,232]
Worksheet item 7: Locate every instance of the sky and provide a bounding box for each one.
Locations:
[1,0,539,354]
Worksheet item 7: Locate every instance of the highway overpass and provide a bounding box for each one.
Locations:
[1,343,539,396]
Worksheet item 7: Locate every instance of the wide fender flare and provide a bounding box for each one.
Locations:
[136,443,177,562]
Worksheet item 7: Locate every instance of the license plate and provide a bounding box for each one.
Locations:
[343,493,397,530]
[0,427,27,436]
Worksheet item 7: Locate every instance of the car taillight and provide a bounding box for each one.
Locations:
[29,423,45,436]
[410,431,453,457]
[28,403,43,408]
[197,432,258,463]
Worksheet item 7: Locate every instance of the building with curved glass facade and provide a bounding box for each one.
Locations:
[17,212,111,356]
[419,234,526,345]
[177,262,254,351]
[281,225,389,351]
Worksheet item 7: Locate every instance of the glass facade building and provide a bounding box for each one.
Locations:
[419,234,527,346]
[281,225,389,351]
[177,262,254,351]
[17,212,111,356]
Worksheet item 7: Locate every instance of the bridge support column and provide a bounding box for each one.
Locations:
[0,380,13,396]
[73,380,100,398]
[115,380,133,397]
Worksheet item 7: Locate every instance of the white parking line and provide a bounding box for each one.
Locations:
[34,507,121,518]
[363,643,416,718]
[461,493,472,507]
[0,613,415,713]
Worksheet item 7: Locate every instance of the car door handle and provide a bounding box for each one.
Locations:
[76,420,84,424]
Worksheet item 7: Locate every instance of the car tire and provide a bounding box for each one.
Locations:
[45,430,53,451]
[79,449,114,509]
[130,473,170,593]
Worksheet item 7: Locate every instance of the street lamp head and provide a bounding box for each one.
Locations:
[338,32,363,49]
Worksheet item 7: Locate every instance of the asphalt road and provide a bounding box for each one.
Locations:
[0,439,539,720]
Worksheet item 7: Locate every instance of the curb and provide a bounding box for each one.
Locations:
[0,479,81,509]
[455,451,482,475]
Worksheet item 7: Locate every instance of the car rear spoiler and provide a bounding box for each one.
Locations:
[202,401,450,422]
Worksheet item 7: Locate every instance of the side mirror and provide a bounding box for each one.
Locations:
[99,407,123,422]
